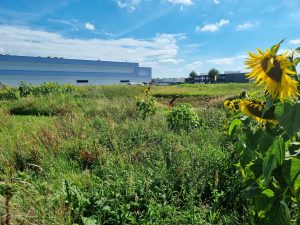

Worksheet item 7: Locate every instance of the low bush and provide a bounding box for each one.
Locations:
[136,95,157,119]
[167,103,201,131]
[0,88,19,100]
[19,81,33,97]
[19,81,76,97]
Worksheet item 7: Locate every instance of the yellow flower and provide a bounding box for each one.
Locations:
[245,48,299,100]
[144,87,150,94]
[239,99,277,124]
[224,100,231,109]
[224,99,240,111]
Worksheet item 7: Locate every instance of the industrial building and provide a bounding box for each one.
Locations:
[151,78,185,86]
[185,71,249,84]
[0,54,152,86]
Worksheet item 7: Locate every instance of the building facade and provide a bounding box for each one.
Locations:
[0,55,152,86]
[185,72,248,84]
[151,78,185,86]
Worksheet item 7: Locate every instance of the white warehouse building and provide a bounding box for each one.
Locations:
[0,55,152,86]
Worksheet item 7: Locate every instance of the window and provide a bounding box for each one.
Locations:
[120,80,130,83]
[76,80,89,83]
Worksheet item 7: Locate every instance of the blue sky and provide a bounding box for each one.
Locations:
[0,0,300,78]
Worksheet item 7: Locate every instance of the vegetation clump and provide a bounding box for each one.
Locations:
[19,81,76,97]
[136,87,157,119]
[167,103,201,131]
[0,88,19,100]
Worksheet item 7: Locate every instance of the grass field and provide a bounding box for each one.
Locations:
[0,83,257,225]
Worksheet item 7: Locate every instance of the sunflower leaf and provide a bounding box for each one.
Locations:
[295,47,300,54]
[294,57,300,66]
[270,39,285,56]
[275,102,300,137]
[263,137,285,182]
[282,157,300,192]
[262,95,273,117]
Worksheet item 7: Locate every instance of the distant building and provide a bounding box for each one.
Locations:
[0,54,152,86]
[185,71,248,84]
[151,78,185,86]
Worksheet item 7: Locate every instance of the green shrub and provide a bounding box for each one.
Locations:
[18,82,76,97]
[167,103,201,131]
[19,81,33,97]
[0,88,19,100]
[136,96,156,119]
[34,82,76,96]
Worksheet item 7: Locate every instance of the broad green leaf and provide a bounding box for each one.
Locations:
[257,194,291,225]
[270,39,285,56]
[257,132,275,155]
[262,95,274,117]
[261,188,275,198]
[228,119,242,136]
[249,158,263,179]
[296,47,300,54]
[273,166,287,188]
[283,157,300,192]
[273,137,285,165]
[263,137,285,182]
[240,147,256,168]
[242,183,260,199]
[279,200,291,225]
[263,154,276,182]
[255,189,275,219]
[275,102,300,137]
[294,57,300,66]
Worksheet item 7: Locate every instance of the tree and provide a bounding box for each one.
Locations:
[189,71,197,83]
[208,68,219,83]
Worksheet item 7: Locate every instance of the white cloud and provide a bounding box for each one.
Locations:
[116,0,141,12]
[236,21,259,31]
[213,0,220,4]
[196,19,229,32]
[159,58,185,64]
[85,22,95,31]
[289,39,300,45]
[48,19,78,28]
[166,0,193,6]
[0,25,185,77]
[187,60,203,69]
[207,55,246,65]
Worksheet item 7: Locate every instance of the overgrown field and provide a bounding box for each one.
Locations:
[0,83,259,225]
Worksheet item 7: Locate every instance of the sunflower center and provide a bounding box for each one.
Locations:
[261,58,282,83]
[246,103,263,118]
[246,103,275,120]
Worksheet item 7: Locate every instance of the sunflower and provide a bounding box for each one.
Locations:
[239,99,277,124]
[224,99,240,111]
[245,48,299,100]
[144,87,150,94]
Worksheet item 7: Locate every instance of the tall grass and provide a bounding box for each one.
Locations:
[0,84,254,224]
[151,83,259,97]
